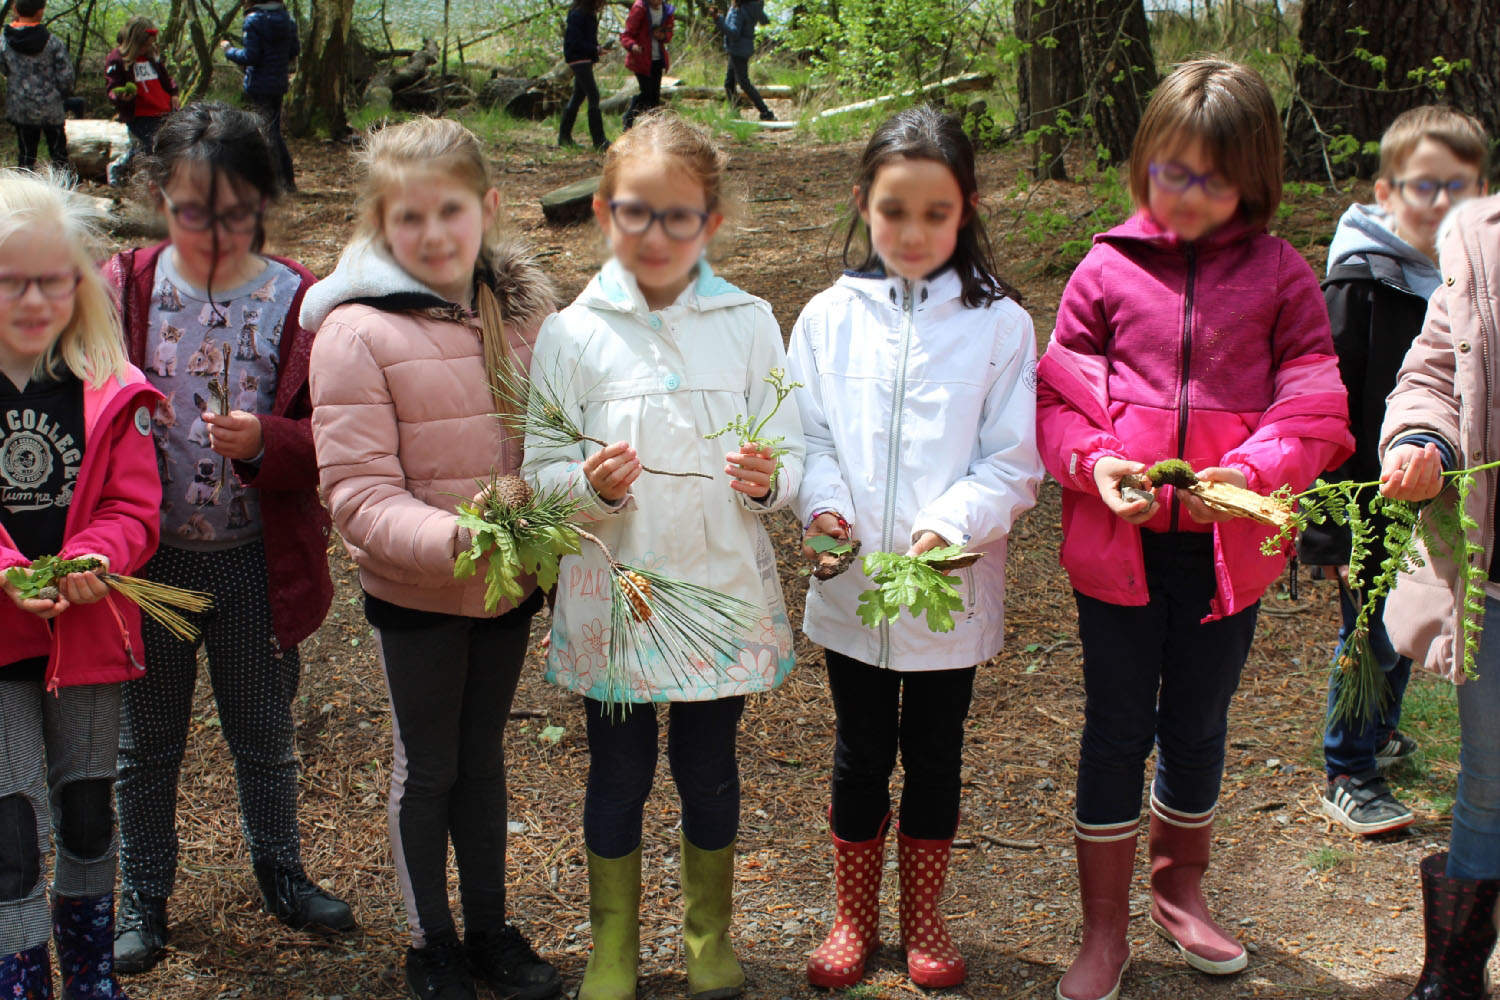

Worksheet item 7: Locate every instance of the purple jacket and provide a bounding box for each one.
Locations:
[1037,211,1354,619]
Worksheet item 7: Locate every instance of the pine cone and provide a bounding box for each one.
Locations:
[493,475,533,511]
[621,570,653,623]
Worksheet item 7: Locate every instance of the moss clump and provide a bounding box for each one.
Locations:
[1147,458,1198,489]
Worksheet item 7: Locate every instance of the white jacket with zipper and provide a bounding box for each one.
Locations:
[789,268,1042,671]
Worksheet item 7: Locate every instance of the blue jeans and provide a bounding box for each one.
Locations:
[1449,596,1500,879]
[1323,583,1412,778]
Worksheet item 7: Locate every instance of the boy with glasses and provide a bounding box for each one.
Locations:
[1301,104,1489,836]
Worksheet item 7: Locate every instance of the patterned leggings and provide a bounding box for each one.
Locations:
[116,541,303,899]
[0,681,121,952]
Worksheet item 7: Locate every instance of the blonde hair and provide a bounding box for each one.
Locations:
[0,168,128,389]
[120,16,158,63]
[1379,105,1490,180]
[1128,59,1283,230]
[355,116,516,414]
[598,110,730,213]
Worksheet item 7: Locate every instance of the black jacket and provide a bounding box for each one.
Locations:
[563,6,600,63]
[1297,251,1432,566]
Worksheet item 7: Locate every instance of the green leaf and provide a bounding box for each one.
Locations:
[805,534,850,555]
[539,725,566,744]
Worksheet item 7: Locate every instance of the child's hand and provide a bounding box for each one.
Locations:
[725,442,776,499]
[906,531,949,558]
[203,410,262,461]
[801,511,849,559]
[1093,456,1158,525]
[3,569,67,619]
[584,441,641,502]
[58,563,109,606]
[1181,466,1247,524]
[1380,442,1444,502]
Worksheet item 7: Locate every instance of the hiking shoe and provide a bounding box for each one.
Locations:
[407,932,477,1000]
[467,924,560,1000]
[1375,729,1419,769]
[114,889,169,974]
[253,861,357,933]
[759,110,777,121]
[1322,772,1416,835]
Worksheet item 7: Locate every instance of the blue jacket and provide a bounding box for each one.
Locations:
[224,2,299,96]
[563,6,600,64]
[716,1,767,58]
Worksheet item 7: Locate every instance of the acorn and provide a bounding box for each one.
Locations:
[493,474,534,511]
[621,570,653,623]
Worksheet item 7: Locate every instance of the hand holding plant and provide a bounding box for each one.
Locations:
[583,441,643,502]
[1379,442,1444,502]
[704,368,802,495]
[725,442,778,499]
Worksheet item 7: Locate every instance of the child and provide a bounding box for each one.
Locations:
[559,0,609,150]
[1380,192,1500,1000]
[0,0,74,171]
[713,0,774,121]
[220,0,300,191]
[304,116,561,1000]
[1036,60,1353,1000]
[1300,105,1488,837]
[104,17,177,186]
[620,0,672,130]
[526,110,802,1000]
[0,168,161,999]
[791,104,1042,990]
[104,103,352,975]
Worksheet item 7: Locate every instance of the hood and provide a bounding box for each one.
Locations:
[1325,202,1440,298]
[3,22,50,55]
[1096,209,1260,255]
[835,265,964,310]
[574,257,758,316]
[300,237,557,333]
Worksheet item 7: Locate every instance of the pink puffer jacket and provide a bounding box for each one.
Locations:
[305,240,556,617]
[1037,212,1354,619]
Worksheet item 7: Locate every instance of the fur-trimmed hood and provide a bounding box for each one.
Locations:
[300,236,557,333]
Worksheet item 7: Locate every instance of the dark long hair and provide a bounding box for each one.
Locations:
[841,104,1019,308]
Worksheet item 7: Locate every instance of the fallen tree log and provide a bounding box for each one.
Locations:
[754,71,994,130]
[65,119,130,182]
[540,175,600,225]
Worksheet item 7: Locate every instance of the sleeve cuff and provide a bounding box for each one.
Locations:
[1393,433,1458,472]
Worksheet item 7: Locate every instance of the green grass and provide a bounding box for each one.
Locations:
[1305,845,1352,872]
[1388,671,1460,812]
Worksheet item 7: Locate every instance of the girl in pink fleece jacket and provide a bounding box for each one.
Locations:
[1036,61,1353,1000]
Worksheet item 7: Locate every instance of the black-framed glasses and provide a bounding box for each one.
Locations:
[160,190,266,234]
[608,199,711,241]
[0,270,81,301]
[1393,176,1479,207]
[1148,161,1238,200]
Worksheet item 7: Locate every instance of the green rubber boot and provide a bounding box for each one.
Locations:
[680,834,745,1000]
[579,846,642,1000]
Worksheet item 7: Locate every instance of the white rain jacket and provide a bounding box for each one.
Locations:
[526,258,805,702]
[789,268,1042,671]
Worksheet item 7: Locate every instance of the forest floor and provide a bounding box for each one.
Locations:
[89,122,1458,1000]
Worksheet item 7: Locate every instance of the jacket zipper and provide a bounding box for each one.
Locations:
[879,280,917,667]
[1171,246,1198,533]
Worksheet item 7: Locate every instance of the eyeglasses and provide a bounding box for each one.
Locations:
[1393,176,1479,207]
[607,199,711,241]
[0,270,81,301]
[160,190,265,234]
[1148,162,1239,201]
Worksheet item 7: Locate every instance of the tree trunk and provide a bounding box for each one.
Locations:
[1083,0,1156,165]
[1286,0,1500,180]
[290,0,355,138]
[1014,0,1085,180]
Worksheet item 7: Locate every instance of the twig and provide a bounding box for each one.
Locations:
[979,833,1044,850]
[509,708,549,719]
[576,433,712,480]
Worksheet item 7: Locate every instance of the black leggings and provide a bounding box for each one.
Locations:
[559,62,606,147]
[723,55,769,115]
[582,696,744,858]
[246,92,294,190]
[826,650,975,842]
[623,59,665,130]
[14,123,67,171]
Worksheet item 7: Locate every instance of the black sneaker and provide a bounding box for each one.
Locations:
[114,890,169,974]
[1374,729,1419,769]
[1322,772,1416,835]
[407,933,477,1000]
[467,924,560,1000]
[759,110,777,121]
[253,861,358,933]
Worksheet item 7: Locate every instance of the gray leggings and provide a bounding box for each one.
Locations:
[0,681,121,952]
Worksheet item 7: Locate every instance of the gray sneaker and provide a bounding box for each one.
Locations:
[1322,771,1415,836]
[1374,729,1419,769]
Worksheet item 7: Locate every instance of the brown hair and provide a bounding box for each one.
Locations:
[1378,105,1490,179]
[597,110,729,213]
[1128,59,1283,230]
[120,16,158,63]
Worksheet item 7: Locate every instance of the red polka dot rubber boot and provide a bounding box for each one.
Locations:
[896,827,966,989]
[1146,797,1246,976]
[806,812,889,989]
[1405,852,1500,999]
[0,944,53,999]
[52,893,130,999]
[1056,817,1138,1000]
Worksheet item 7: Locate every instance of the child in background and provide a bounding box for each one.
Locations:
[0,168,161,1000]
[0,0,74,171]
[220,0,300,191]
[792,105,1041,991]
[620,0,672,130]
[1036,60,1353,1000]
[559,0,609,150]
[104,17,177,186]
[527,110,802,1000]
[713,0,774,121]
[105,103,352,976]
[1300,105,1488,837]
[305,116,561,1000]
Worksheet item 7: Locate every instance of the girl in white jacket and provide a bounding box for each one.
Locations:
[791,105,1043,990]
[525,111,803,1000]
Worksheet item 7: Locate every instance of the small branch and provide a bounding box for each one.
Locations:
[979,833,1044,850]
[577,434,712,480]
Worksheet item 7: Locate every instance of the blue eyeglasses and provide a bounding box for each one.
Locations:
[1148,162,1238,201]
[607,199,711,241]
[1393,176,1479,208]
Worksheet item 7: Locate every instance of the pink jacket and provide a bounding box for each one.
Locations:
[305,239,556,618]
[1037,212,1353,618]
[0,366,163,689]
